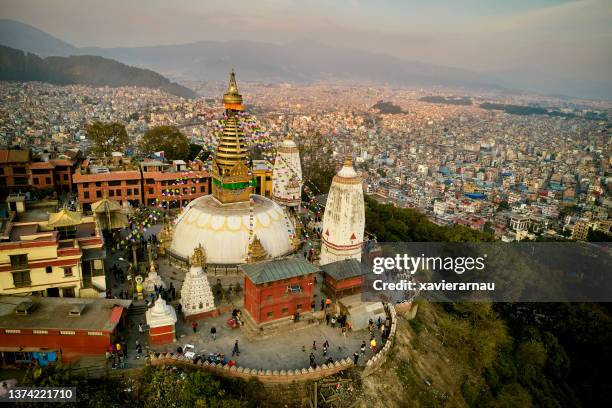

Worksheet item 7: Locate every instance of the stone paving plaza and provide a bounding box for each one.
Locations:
[165,312,378,371]
[104,235,384,372]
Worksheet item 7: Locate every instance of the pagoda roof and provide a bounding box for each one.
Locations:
[91,197,122,213]
[241,257,319,285]
[48,209,82,227]
[320,259,366,281]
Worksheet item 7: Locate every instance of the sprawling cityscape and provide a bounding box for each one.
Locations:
[0,1,610,407]
[3,80,609,242]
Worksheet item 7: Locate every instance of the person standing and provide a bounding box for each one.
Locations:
[312,340,317,350]
[210,326,217,341]
[136,341,143,359]
[192,321,198,333]
[360,340,366,355]
[232,340,240,357]
[353,351,359,365]
[370,338,377,353]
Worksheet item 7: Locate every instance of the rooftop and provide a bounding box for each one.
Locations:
[320,259,365,281]
[0,296,132,332]
[241,257,319,285]
[0,149,30,164]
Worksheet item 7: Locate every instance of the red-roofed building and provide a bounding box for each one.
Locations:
[141,160,211,207]
[49,159,78,193]
[73,171,142,208]
[0,149,32,196]
[73,156,211,210]
[0,297,131,365]
[29,162,55,190]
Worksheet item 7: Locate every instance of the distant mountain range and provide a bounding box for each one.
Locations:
[0,19,610,100]
[0,45,196,98]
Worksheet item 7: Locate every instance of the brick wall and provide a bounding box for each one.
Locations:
[149,353,353,384]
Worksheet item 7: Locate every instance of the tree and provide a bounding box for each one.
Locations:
[86,121,129,157]
[188,143,208,161]
[141,126,190,160]
[297,131,337,195]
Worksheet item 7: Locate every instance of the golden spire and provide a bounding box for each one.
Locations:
[248,236,269,263]
[223,69,243,111]
[191,243,207,268]
[212,70,253,204]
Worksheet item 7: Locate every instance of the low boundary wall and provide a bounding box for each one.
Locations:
[362,304,398,377]
[149,353,354,384]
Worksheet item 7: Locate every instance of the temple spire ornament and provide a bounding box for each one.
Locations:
[190,243,207,269]
[248,235,269,263]
[143,242,165,293]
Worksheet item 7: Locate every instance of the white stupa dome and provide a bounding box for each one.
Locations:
[170,194,295,265]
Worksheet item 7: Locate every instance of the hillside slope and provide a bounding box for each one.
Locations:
[0,45,196,98]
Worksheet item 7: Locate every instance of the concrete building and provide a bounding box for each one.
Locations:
[0,196,106,297]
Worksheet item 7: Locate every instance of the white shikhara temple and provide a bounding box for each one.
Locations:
[319,155,365,265]
[272,133,303,209]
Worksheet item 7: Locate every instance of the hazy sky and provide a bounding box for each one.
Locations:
[1,0,611,81]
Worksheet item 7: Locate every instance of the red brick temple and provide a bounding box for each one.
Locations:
[321,259,365,299]
[241,258,319,326]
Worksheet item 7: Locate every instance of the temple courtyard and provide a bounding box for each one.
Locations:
[104,242,384,372]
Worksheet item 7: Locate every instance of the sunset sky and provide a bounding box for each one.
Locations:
[1,0,610,82]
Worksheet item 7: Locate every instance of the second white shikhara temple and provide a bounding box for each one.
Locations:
[319,155,365,265]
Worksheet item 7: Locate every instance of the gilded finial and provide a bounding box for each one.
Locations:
[191,243,207,268]
[223,69,243,111]
[343,154,353,167]
[227,69,238,94]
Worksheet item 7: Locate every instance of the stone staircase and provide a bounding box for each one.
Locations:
[242,310,319,340]
[128,302,148,316]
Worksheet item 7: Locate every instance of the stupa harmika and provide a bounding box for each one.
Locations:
[179,244,215,318]
[319,155,365,265]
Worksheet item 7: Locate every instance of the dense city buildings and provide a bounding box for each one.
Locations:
[1,79,610,244]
